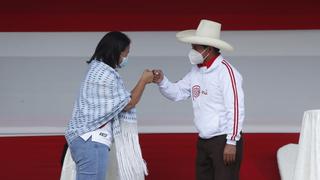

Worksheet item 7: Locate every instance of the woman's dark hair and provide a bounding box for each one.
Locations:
[87,31,131,68]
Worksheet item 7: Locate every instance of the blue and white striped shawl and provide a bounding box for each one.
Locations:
[65,60,147,180]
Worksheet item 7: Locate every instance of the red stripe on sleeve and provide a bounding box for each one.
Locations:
[222,60,239,141]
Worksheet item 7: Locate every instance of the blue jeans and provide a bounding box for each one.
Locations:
[69,137,110,180]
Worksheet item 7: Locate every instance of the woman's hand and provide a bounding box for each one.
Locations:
[141,69,154,84]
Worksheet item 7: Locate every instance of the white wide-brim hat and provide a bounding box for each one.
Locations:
[176,19,234,51]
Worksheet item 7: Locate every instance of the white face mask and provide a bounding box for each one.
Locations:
[118,56,129,68]
[188,48,208,65]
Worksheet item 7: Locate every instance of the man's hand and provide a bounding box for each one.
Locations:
[223,144,236,166]
[152,69,164,84]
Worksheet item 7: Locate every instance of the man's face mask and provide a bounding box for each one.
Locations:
[188,48,208,65]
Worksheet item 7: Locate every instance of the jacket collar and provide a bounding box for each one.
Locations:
[198,55,224,73]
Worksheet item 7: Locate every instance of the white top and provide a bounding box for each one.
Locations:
[158,55,245,145]
[80,121,113,148]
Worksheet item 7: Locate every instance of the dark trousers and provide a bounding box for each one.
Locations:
[196,135,243,180]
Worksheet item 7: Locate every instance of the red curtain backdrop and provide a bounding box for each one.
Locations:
[0,133,299,180]
[0,0,320,31]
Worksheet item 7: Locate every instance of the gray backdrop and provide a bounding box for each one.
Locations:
[0,31,319,135]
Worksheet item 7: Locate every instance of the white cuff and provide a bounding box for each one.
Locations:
[226,139,237,145]
[158,76,168,87]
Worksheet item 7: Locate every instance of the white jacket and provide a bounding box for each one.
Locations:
[158,55,245,145]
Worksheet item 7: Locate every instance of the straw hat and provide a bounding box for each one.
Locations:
[176,19,234,51]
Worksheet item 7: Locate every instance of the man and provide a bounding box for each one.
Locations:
[153,19,245,180]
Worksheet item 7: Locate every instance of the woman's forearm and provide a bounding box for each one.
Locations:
[124,78,147,111]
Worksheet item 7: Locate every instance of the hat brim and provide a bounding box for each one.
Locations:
[176,30,234,51]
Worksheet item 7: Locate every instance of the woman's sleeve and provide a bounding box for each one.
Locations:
[100,72,131,122]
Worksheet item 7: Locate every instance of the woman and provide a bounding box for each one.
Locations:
[64,31,153,180]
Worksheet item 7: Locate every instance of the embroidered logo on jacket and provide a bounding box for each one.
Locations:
[192,85,201,100]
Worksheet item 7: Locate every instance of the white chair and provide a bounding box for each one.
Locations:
[277,143,299,180]
[277,110,320,180]
[60,148,76,180]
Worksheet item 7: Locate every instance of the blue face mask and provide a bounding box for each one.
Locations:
[118,56,129,68]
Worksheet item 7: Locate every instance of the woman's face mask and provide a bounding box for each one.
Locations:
[118,46,130,68]
[188,48,208,65]
[118,56,129,68]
